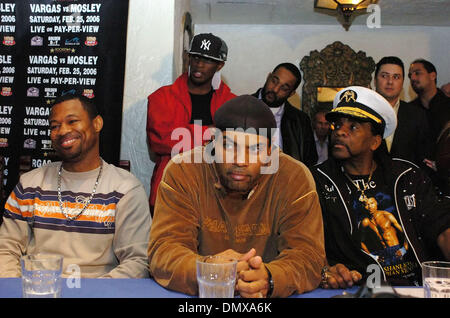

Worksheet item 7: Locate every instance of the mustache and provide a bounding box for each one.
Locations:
[227,168,249,176]
[331,139,351,152]
[264,91,276,98]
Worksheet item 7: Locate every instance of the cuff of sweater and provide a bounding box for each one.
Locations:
[264,263,286,298]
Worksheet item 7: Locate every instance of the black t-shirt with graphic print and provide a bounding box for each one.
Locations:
[344,166,422,286]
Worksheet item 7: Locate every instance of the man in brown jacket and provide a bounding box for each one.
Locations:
[148,95,325,298]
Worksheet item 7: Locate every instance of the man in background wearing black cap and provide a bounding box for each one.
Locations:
[148,95,325,298]
[146,33,236,213]
[252,63,318,166]
[311,86,450,289]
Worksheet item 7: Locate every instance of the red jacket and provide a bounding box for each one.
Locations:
[146,72,236,207]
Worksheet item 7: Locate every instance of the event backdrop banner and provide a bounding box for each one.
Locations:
[0,0,129,202]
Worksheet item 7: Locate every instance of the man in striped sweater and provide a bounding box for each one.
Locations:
[0,94,151,278]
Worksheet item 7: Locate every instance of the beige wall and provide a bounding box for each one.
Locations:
[196,24,450,104]
[121,0,177,195]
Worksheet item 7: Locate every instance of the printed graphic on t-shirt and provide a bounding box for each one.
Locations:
[347,172,420,285]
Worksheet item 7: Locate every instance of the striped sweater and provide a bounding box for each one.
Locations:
[0,160,151,278]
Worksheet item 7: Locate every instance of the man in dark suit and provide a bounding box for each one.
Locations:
[408,58,450,195]
[252,63,317,166]
[374,56,432,169]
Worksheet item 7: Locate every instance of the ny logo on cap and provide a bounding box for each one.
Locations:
[200,39,211,51]
[340,90,357,103]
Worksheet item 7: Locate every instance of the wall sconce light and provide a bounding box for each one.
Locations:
[314,0,378,31]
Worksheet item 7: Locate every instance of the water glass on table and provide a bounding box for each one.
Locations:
[20,253,63,298]
[422,261,450,298]
[196,256,237,298]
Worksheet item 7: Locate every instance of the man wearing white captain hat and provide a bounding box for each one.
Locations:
[311,86,450,289]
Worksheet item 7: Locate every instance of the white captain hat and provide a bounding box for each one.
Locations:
[326,86,397,138]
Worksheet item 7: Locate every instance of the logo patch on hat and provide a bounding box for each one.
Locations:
[339,90,357,103]
[404,194,416,210]
[330,86,397,138]
[189,33,228,62]
[200,39,211,51]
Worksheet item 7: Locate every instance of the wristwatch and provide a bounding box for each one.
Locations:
[266,267,274,298]
[320,265,331,287]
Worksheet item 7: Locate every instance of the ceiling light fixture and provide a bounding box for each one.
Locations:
[314,0,378,31]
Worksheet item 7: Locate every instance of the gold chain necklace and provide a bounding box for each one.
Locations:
[342,161,375,203]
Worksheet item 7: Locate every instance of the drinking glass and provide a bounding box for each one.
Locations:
[196,256,237,298]
[422,261,450,298]
[21,253,63,298]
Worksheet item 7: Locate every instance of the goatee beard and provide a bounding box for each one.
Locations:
[262,91,284,108]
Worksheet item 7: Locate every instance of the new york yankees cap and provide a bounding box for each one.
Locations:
[326,86,397,138]
[189,33,228,62]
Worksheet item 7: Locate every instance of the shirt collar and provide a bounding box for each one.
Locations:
[314,131,319,142]
[392,98,400,115]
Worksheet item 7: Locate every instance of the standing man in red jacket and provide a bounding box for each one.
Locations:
[146,33,236,213]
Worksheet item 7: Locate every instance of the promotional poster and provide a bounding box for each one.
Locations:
[0,0,129,206]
